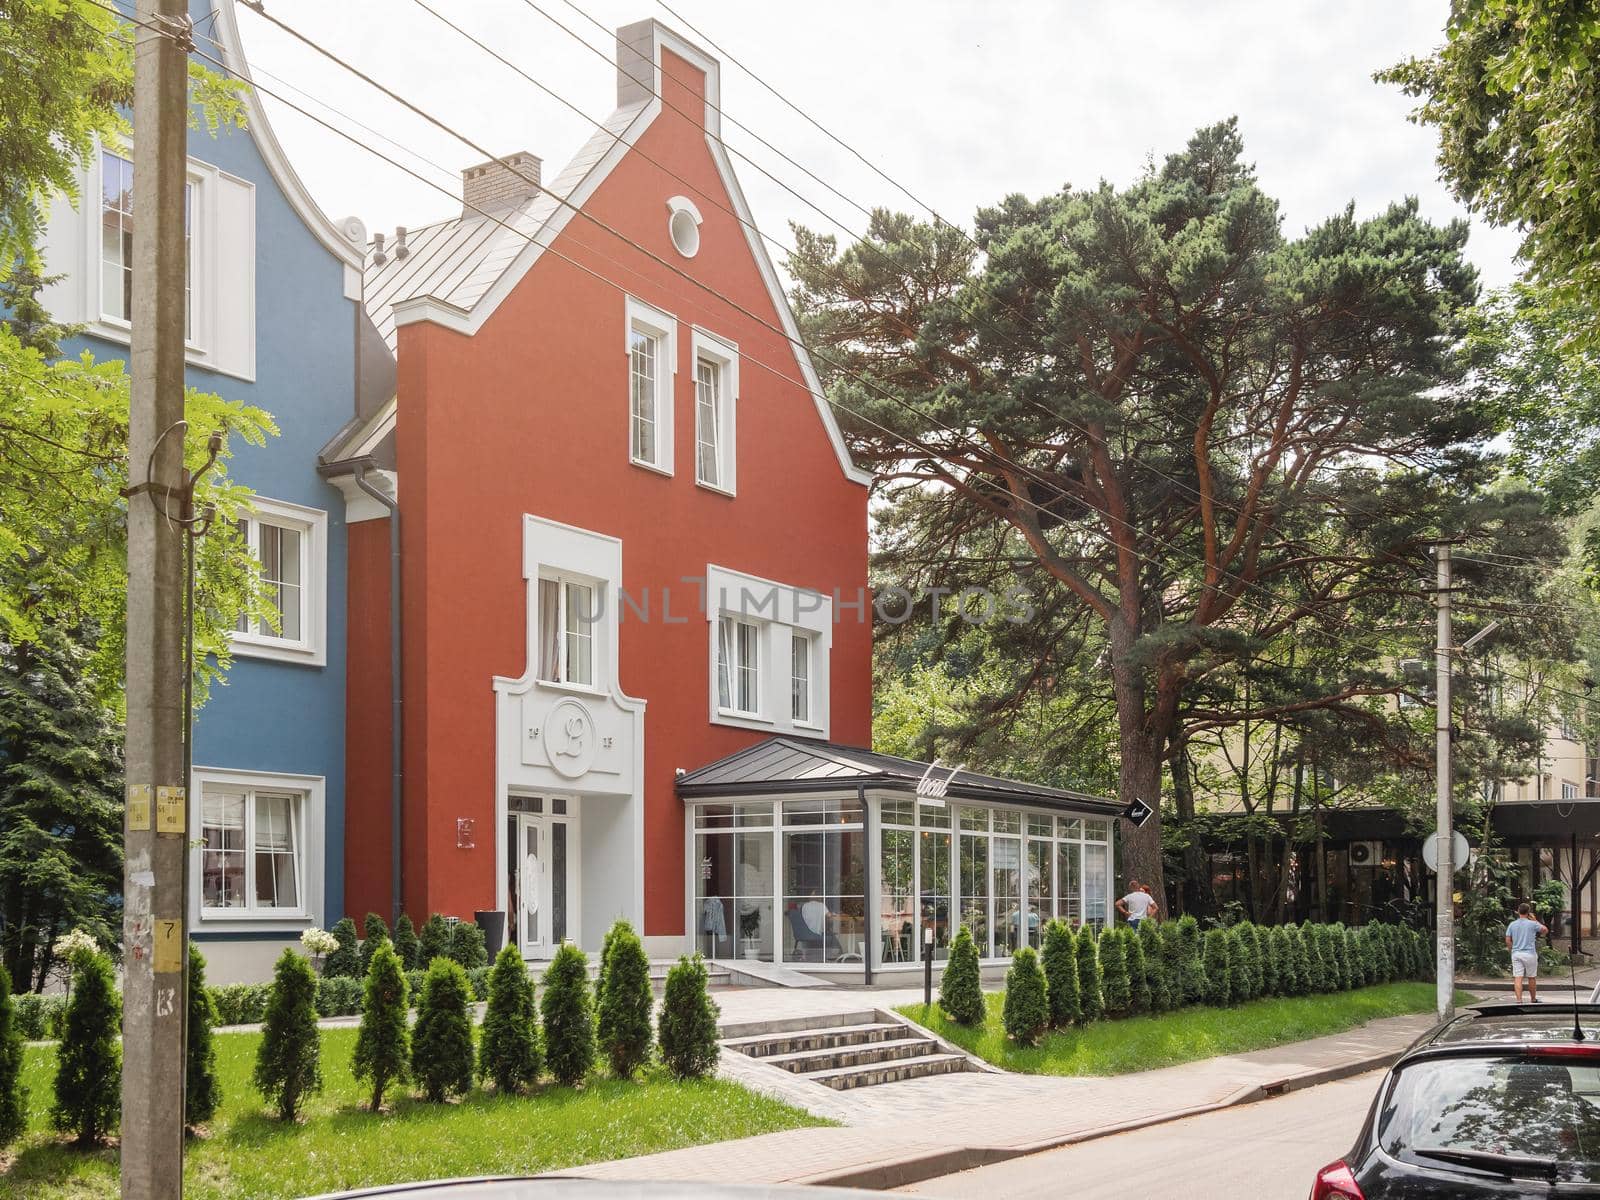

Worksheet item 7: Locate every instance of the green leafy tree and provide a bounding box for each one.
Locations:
[1124,928,1151,1014]
[449,921,488,970]
[1201,929,1232,1007]
[658,954,720,1080]
[185,943,221,1131]
[478,944,540,1094]
[51,946,119,1144]
[595,920,653,1079]
[411,957,473,1102]
[0,964,27,1148]
[359,912,389,976]
[417,914,451,967]
[392,914,419,971]
[540,942,595,1087]
[1076,924,1103,1021]
[1137,920,1169,1011]
[1098,926,1131,1014]
[1041,918,1080,1026]
[352,941,409,1111]
[793,120,1499,896]
[1003,947,1049,1045]
[0,625,121,992]
[324,918,360,979]
[939,925,985,1025]
[1381,3,1600,314]
[253,949,322,1121]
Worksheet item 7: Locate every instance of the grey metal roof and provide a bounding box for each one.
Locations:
[676,737,1119,815]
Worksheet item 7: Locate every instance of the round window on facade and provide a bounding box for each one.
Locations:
[667,196,702,258]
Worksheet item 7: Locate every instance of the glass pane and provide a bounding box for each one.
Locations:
[790,633,809,722]
[960,806,989,832]
[629,329,656,462]
[564,582,594,686]
[551,821,567,944]
[695,831,734,958]
[959,832,990,956]
[733,802,772,827]
[1084,819,1109,843]
[715,616,733,709]
[1083,842,1109,929]
[993,809,1021,835]
[551,797,567,815]
[506,815,520,950]
[994,837,1022,956]
[880,828,915,963]
[1028,813,1052,838]
[920,829,952,960]
[735,620,759,713]
[696,359,720,485]
[919,802,951,829]
[734,830,773,962]
[201,791,245,909]
[100,152,132,322]
[257,523,303,642]
[1058,840,1082,926]
[695,803,734,830]
[253,792,298,909]
[1027,838,1053,948]
[782,827,864,964]
[521,821,541,945]
[881,798,915,827]
[1058,817,1083,840]
[781,797,863,827]
[537,578,560,681]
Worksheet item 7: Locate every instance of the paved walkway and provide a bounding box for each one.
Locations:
[556,987,1441,1189]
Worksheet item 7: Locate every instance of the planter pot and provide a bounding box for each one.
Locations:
[475,909,507,957]
[740,936,761,960]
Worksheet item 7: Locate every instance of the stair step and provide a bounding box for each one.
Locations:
[803,1051,970,1091]
[764,1036,937,1074]
[722,1022,903,1058]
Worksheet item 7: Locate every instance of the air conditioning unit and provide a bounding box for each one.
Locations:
[1348,840,1383,868]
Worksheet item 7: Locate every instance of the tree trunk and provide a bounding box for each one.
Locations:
[1110,617,1166,900]
[1167,730,1208,917]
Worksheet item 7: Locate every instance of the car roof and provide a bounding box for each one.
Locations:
[1414,1002,1600,1052]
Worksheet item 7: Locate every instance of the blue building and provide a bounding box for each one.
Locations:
[37,0,381,980]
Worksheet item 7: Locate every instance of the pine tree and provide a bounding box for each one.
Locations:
[1329,923,1351,990]
[478,944,540,1094]
[1175,915,1205,1004]
[253,949,322,1121]
[1346,927,1368,988]
[1201,928,1232,1006]
[417,914,451,966]
[359,912,390,976]
[939,925,985,1025]
[1301,922,1328,991]
[1269,926,1295,994]
[1138,920,1169,1011]
[1225,927,1252,1003]
[1256,925,1279,997]
[1286,924,1312,995]
[596,920,653,1079]
[0,628,123,994]
[540,942,595,1087]
[1041,919,1080,1027]
[186,943,221,1131]
[1161,920,1192,1009]
[392,914,420,971]
[658,954,720,1080]
[595,919,625,1012]
[1098,926,1131,1013]
[324,917,360,979]
[1076,924,1104,1021]
[411,957,474,1102]
[353,941,410,1111]
[0,963,26,1148]
[449,921,488,970]
[1124,928,1151,1014]
[1003,947,1049,1045]
[51,947,119,1145]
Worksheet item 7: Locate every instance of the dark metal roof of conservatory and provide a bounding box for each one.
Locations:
[676,737,1119,815]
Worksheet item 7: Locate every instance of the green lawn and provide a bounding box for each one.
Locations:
[1,1027,826,1199]
[898,982,1467,1076]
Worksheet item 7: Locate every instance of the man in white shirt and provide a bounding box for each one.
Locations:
[1117,879,1159,928]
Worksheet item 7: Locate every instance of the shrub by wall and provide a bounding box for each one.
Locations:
[1123,928,1151,1014]
[392,914,420,971]
[359,912,390,977]
[316,975,363,1018]
[352,941,410,1111]
[1139,920,1170,1011]
[52,949,120,1145]
[658,954,720,1080]
[1226,926,1256,1002]
[1098,926,1131,1014]
[1041,919,1080,1027]
[541,942,596,1087]
[595,920,653,1079]
[253,949,322,1121]
[1076,924,1104,1022]
[449,922,489,971]
[186,943,222,1130]
[1175,915,1205,1004]
[1003,947,1049,1045]
[939,925,985,1026]
[325,917,361,980]
[13,992,64,1040]
[478,944,541,1094]
[1201,928,1232,1006]
[411,958,474,1102]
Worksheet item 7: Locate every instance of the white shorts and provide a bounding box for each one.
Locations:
[1512,950,1538,979]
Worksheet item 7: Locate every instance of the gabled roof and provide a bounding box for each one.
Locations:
[676,737,1119,815]
[355,18,870,487]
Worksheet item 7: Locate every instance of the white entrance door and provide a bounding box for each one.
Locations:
[511,806,576,958]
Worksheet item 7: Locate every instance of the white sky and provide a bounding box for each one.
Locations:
[225,0,1522,293]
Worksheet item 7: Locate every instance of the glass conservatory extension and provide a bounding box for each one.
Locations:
[680,739,1118,972]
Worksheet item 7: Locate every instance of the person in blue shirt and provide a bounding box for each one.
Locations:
[1505,902,1549,1003]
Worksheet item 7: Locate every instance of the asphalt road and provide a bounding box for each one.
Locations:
[900,1069,1384,1200]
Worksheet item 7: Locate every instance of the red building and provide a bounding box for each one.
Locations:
[325,18,1118,972]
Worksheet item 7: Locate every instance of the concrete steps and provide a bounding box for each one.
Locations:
[722,1010,971,1091]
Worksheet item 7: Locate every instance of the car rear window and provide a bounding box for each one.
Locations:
[1380,1054,1600,1183]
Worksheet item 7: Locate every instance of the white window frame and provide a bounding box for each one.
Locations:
[691,328,737,495]
[791,630,814,726]
[188,766,324,931]
[706,563,832,738]
[535,572,602,694]
[625,296,676,475]
[229,495,328,666]
[717,614,763,717]
[1563,780,1581,800]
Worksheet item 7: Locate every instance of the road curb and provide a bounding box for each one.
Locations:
[797,1051,1401,1192]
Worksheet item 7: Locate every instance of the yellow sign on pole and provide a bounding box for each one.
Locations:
[153,919,183,974]
[127,784,152,831]
[155,785,186,834]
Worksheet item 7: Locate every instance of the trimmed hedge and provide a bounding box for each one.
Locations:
[1041,919,1080,1027]
[939,925,985,1025]
[1002,947,1049,1045]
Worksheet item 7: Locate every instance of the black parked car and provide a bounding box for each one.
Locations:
[1313,1002,1600,1198]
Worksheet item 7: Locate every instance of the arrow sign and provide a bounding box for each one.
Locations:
[1122,797,1154,828]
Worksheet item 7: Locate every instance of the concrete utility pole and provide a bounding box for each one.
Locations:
[1434,544,1455,1023]
[122,1,192,1195]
